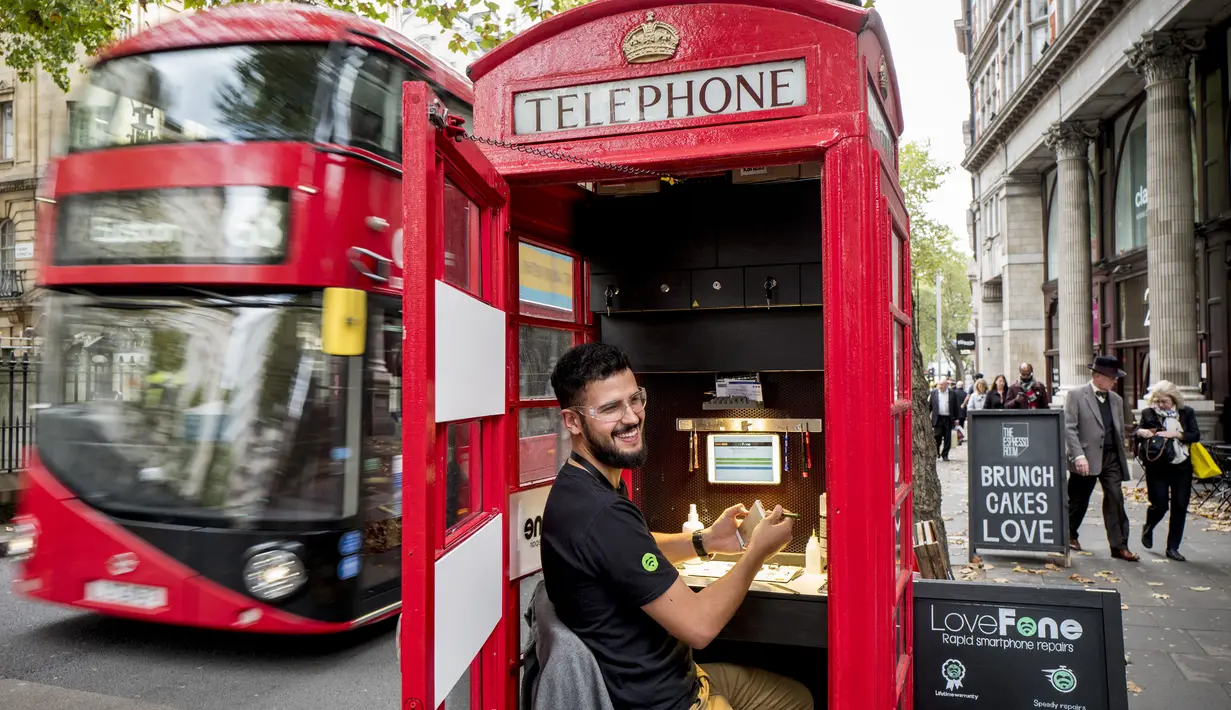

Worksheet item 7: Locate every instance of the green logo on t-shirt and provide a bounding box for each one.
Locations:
[641,553,659,572]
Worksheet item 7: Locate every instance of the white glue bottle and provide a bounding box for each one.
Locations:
[805,529,822,575]
[682,504,704,534]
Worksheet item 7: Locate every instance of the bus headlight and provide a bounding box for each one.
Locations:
[7,520,37,560]
[242,549,306,602]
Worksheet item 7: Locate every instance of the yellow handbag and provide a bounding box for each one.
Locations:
[1191,443,1222,480]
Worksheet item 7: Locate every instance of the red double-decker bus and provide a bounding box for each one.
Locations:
[10,4,477,633]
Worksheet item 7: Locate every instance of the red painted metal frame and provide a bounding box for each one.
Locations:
[400,81,513,710]
[407,0,913,707]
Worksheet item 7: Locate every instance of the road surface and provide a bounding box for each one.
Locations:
[0,559,400,709]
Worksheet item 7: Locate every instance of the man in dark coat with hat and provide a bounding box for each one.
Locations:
[1063,355,1138,561]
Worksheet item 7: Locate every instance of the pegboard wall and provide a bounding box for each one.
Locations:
[632,371,825,554]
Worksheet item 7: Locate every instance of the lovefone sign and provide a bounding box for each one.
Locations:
[512,58,807,136]
[968,410,1068,562]
[914,580,1128,710]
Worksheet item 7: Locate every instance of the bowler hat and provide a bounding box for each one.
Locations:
[1088,355,1126,379]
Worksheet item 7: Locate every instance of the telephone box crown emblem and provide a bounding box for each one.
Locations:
[622,12,679,64]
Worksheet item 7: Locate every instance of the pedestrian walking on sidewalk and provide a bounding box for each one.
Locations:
[930,377,960,462]
[1064,355,1139,562]
[1136,380,1200,561]
[1005,363,1051,409]
[986,374,1009,409]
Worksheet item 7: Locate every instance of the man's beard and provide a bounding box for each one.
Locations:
[583,419,648,469]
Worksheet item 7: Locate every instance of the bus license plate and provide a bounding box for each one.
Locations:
[84,580,168,610]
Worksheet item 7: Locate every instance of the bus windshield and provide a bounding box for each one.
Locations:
[36,291,349,524]
[69,43,329,151]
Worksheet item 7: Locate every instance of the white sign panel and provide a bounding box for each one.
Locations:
[509,484,552,578]
[14,243,33,260]
[513,58,807,136]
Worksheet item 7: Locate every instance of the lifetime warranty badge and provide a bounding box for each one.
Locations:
[941,659,966,690]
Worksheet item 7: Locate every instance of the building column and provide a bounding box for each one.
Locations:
[1000,179,1046,377]
[1044,122,1098,403]
[979,281,1004,379]
[1127,31,1205,401]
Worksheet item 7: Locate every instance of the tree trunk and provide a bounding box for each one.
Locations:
[912,299,951,570]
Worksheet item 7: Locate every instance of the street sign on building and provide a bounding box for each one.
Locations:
[967,409,1068,564]
[955,332,975,351]
[914,579,1128,710]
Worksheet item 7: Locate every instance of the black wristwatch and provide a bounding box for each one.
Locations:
[692,529,713,560]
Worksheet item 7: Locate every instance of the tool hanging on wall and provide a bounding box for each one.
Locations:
[690,429,699,471]
[803,430,813,478]
[784,432,790,473]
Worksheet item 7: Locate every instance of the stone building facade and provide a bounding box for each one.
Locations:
[958,0,1231,438]
[0,3,185,351]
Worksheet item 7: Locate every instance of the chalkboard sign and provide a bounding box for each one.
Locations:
[967,410,1068,563]
[914,580,1128,710]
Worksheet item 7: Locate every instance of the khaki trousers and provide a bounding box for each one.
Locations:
[690,663,814,710]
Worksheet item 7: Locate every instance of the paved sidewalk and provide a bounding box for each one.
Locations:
[937,440,1231,708]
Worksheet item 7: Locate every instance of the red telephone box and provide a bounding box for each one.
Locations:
[398,1,914,708]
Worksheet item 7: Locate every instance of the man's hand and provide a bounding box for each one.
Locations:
[744,505,794,562]
[702,503,748,555]
[1075,457,1090,474]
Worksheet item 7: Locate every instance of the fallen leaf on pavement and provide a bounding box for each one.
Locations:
[1151,559,1170,563]
[1069,574,1096,584]
[1147,582,1165,587]
[943,517,954,522]
[1190,586,1212,592]
[1048,552,1065,558]
[1127,680,1143,694]
[1121,603,1129,610]
[1077,551,1093,556]
[1096,570,1116,577]
[1151,593,1171,600]
[992,577,1010,584]
[1045,563,1061,571]
[982,563,996,570]
[971,555,982,565]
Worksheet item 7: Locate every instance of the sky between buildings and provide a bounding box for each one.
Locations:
[876,0,972,254]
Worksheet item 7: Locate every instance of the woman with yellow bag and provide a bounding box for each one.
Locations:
[1135,381,1201,561]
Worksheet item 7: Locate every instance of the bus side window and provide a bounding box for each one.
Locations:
[346,50,406,161]
[360,300,403,592]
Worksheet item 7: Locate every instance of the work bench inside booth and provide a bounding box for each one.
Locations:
[556,172,834,702]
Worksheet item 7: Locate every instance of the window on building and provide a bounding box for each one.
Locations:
[1,100,13,160]
[0,220,14,272]
[1113,105,1147,255]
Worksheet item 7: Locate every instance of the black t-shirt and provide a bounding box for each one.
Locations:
[541,460,695,710]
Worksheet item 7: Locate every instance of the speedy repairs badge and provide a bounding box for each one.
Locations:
[1043,666,1077,693]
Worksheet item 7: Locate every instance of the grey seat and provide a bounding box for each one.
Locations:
[520,579,615,710]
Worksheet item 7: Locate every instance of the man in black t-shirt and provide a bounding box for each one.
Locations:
[542,342,814,710]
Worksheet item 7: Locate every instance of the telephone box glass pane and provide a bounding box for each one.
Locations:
[520,326,574,400]
[444,179,481,295]
[446,421,482,532]
[519,408,568,485]
[891,229,902,307]
[893,414,902,484]
[444,664,472,709]
[519,242,575,321]
[896,506,906,573]
[892,324,901,398]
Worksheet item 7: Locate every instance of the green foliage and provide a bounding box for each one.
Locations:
[900,139,971,377]
[0,0,132,92]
